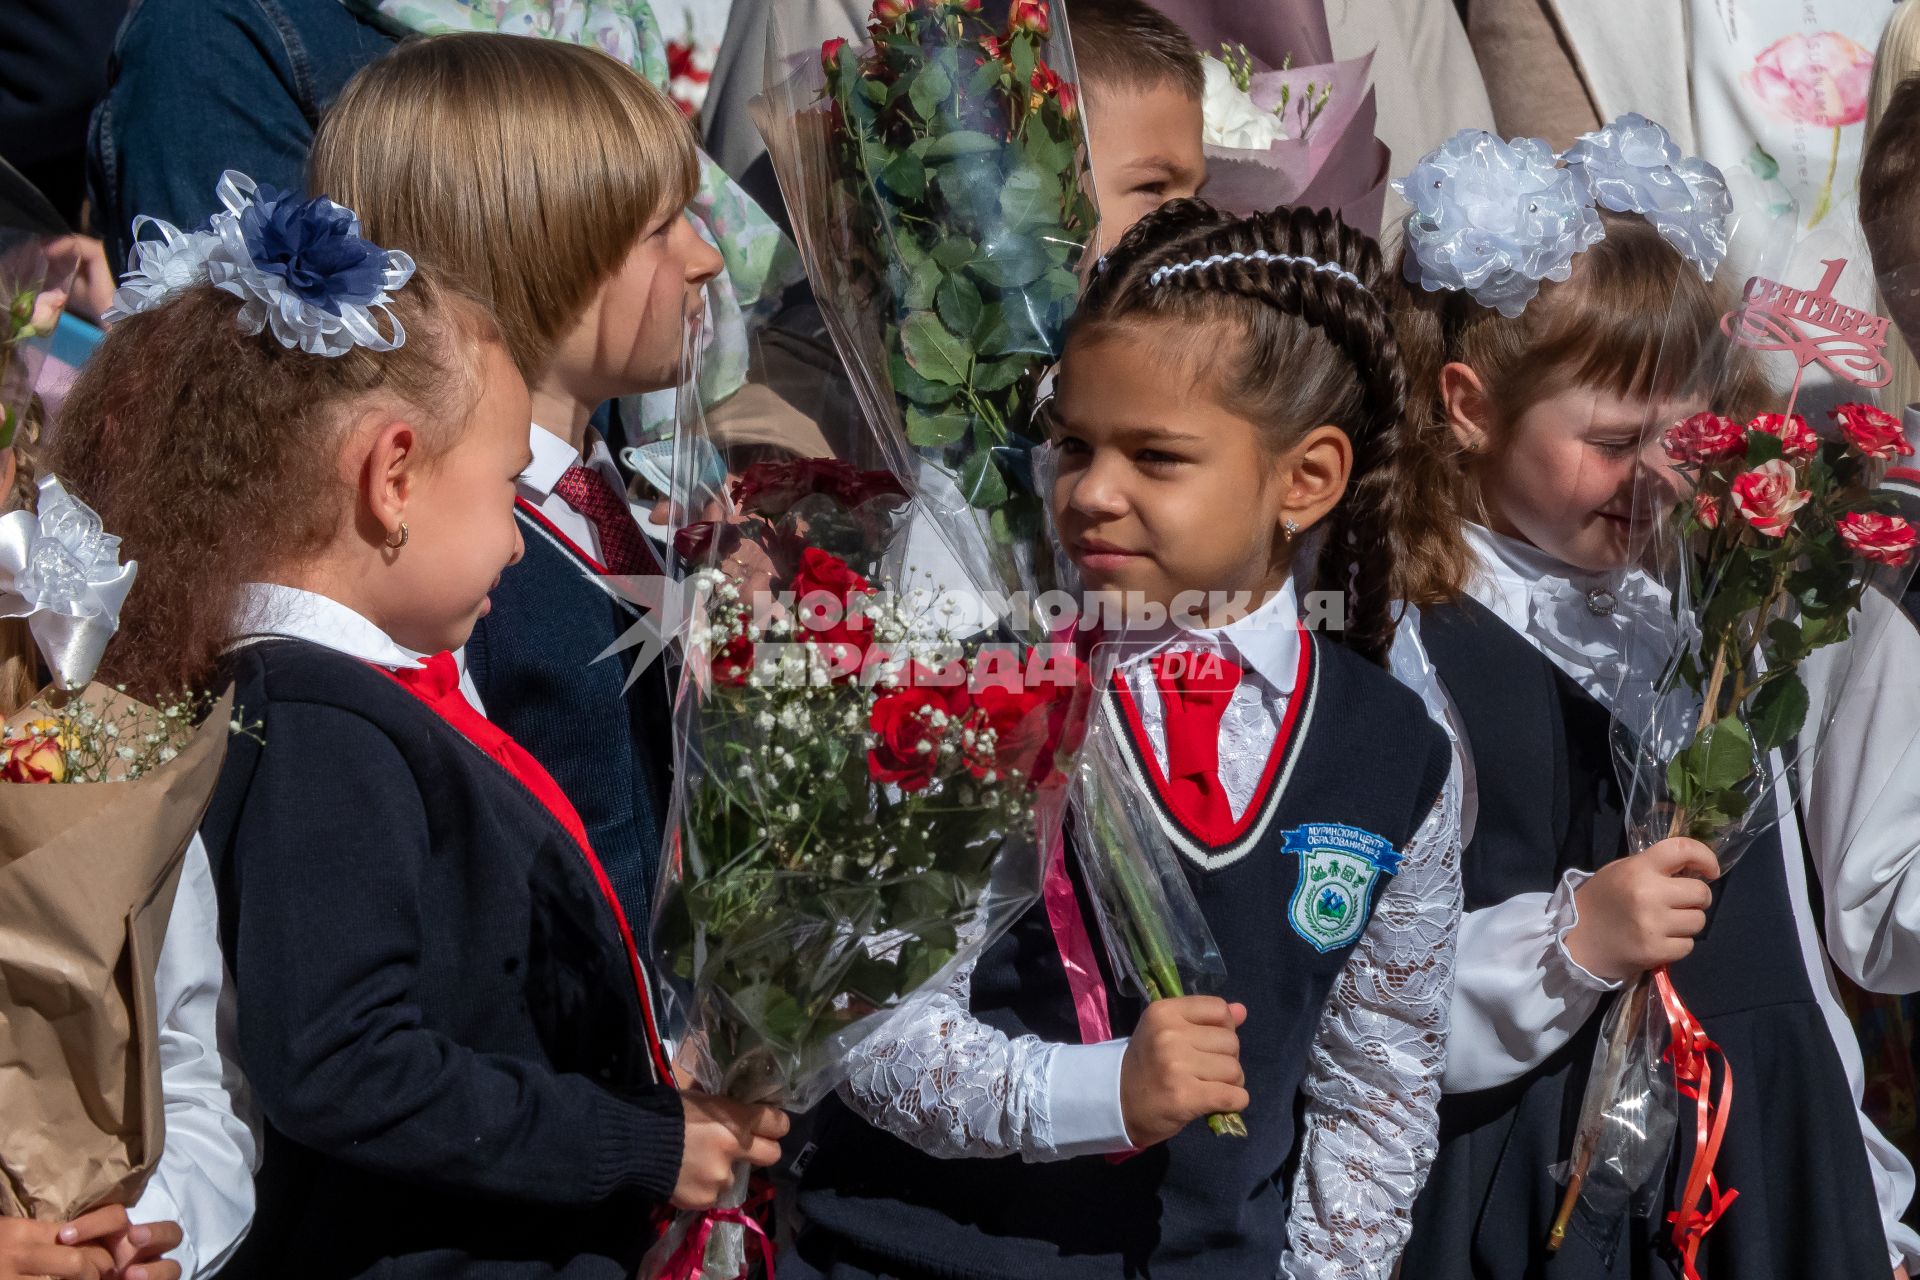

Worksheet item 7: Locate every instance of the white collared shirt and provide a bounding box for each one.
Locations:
[233,582,485,713]
[1107,584,1303,820]
[519,424,659,566]
[129,836,259,1277]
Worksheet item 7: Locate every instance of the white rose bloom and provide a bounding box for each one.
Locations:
[1201,56,1289,152]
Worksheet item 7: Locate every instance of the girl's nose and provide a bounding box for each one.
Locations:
[1067,452,1132,518]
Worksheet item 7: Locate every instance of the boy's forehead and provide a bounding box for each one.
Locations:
[1084,81,1205,174]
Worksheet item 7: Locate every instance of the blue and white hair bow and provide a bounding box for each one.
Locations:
[0,475,138,690]
[104,171,416,358]
[1393,115,1731,317]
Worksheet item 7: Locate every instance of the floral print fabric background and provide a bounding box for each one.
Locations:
[341,0,802,440]
[1688,0,1879,237]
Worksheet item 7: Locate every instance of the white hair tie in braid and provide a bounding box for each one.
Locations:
[1146,249,1368,292]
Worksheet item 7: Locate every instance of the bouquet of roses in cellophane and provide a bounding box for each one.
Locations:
[1551,240,1920,1276]
[756,0,1097,613]
[642,395,1093,1276]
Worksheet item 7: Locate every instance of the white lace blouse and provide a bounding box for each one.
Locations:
[836,585,1466,1279]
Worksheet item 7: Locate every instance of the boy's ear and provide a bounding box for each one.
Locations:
[352,411,422,550]
[1278,423,1352,532]
[1439,362,1493,454]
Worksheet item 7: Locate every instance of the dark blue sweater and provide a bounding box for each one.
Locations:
[794,634,1452,1279]
[200,638,684,1279]
[466,502,675,932]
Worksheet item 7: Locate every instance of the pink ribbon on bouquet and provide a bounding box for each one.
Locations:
[1043,829,1114,1045]
[656,1206,774,1280]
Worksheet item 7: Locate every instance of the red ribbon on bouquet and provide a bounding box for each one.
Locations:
[1653,965,1738,1280]
[656,1208,774,1280]
[655,1179,777,1280]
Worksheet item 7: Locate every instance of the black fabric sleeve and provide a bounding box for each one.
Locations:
[229,699,685,1205]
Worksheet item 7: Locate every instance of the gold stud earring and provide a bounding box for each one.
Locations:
[385,522,410,550]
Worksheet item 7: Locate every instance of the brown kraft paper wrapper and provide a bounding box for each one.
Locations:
[0,686,234,1220]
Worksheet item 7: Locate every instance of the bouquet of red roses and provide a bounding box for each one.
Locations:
[645,451,1091,1277]
[759,0,1097,603]
[1552,399,1920,1271]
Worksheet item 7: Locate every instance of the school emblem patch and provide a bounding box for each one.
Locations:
[1279,823,1404,952]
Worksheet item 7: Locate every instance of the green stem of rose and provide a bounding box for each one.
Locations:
[1808,126,1840,229]
[1098,791,1247,1138]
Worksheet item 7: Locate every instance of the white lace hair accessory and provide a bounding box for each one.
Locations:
[1562,113,1732,280]
[104,171,415,358]
[1147,249,1368,291]
[1393,115,1731,318]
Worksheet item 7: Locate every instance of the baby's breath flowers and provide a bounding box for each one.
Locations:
[659,459,1091,1107]
[1,687,262,784]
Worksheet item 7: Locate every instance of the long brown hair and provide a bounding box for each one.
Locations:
[1072,198,1469,664]
[49,270,496,699]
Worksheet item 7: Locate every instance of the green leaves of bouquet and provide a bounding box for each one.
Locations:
[1656,405,1917,838]
[658,458,1093,1091]
[821,0,1096,541]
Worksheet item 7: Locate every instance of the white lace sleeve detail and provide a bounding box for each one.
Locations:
[1282,761,1464,1280]
[836,960,1068,1161]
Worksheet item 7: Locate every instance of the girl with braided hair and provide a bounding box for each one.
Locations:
[782,198,1469,1280]
[1394,119,1916,1279]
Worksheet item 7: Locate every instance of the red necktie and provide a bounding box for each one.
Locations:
[380,652,594,856]
[1149,648,1243,837]
[553,463,660,576]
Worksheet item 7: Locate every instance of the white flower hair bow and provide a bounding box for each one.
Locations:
[0,475,139,690]
[1393,115,1732,317]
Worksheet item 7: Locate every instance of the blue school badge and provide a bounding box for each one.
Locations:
[1279,824,1404,952]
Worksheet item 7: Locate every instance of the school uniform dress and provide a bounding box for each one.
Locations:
[199,585,684,1279]
[463,424,675,930]
[784,582,1464,1279]
[1404,524,1914,1279]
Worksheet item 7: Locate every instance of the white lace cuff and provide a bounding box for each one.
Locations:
[1043,1039,1133,1156]
[1549,868,1624,993]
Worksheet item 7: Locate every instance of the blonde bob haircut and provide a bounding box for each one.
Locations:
[309,32,701,381]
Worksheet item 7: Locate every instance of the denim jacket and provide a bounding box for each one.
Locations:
[87,0,394,267]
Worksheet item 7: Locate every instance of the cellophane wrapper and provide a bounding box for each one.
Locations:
[640,313,1094,1278]
[1555,217,1920,1247]
[757,0,1098,613]
[1068,708,1224,1001]
[0,231,61,450]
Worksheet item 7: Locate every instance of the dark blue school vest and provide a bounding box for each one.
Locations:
[793,633,1453,1280]
[465,501,674,932]
[1406,597,1885,1280]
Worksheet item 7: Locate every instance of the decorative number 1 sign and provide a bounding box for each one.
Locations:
[1720,258,1893,412]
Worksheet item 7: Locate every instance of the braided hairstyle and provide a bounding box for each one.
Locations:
[1073,199,1468,664]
